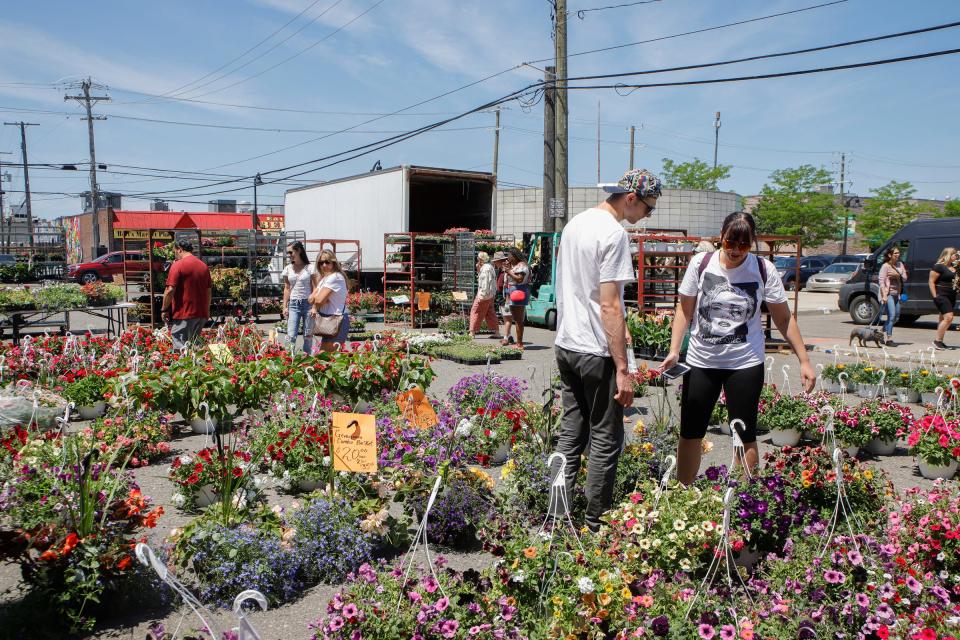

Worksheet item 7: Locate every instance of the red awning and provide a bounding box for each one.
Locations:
[188,213,257,230]
[112,211,194,230]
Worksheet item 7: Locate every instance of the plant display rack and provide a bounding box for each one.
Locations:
[382,232,457,328]
[630,232,801,343]
[0,227,67,281]
[121,228,303,327]
[443,232,476,295]
[304,239,362,284]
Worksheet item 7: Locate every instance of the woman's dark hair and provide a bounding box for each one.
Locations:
[719,211,757,247]
[885,246,901,263]
[175,239,194,253]
[288,241,309,266]
[507,247,526,263]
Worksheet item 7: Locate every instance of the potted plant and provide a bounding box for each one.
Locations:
[833,404,872,457]
[912,368,948,406]
[34,283,87,311]
[908,413,960,479]
[857,399,910,455]
[821,363,846,393]
[852,365,883,398]
[61,374,109,419]
[80,282,125,307]
[893,369,920,403]
[760,393,813,447]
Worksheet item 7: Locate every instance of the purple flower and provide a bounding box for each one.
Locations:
[855,593,870,608]
[436,596,450,612]
[329,616,344,631]
[698,624,715,639]
[423,576,439,593]
[847,549,863,566]
[823,570,844,584]
[342,603,358,619]
[440,620,459,638]
[720,625,736,640]
[651,615,670,637]
[905,575,923,594]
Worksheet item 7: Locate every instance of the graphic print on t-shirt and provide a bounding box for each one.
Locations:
[697,272,759,345]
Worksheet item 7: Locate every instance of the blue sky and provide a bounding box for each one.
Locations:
[1,0,958,220]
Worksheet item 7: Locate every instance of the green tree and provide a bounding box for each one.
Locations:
[936,199,960,217]
[660,157,731,190]
[857,181,934,249]
[752,165,841,251]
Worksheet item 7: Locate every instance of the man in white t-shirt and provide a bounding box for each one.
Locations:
[552,168,661,531]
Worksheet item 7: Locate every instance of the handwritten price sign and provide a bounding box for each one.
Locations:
[331,413,378,473]
[396,387,438,429]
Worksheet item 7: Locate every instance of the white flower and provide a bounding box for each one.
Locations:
[456,419,473,437]
[673,519,686,531]
[511,570,526,583]
[538,531,552,541]
[937,552,946,562]
[577,577,595,594]
[322,456,331,466]
[940,570,949,580]
[170,492,186,508]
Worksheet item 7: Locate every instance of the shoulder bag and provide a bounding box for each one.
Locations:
[312,276,348,338]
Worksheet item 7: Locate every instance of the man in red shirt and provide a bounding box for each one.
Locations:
[161,239,211,349]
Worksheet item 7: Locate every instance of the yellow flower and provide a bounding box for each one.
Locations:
[552,595,564,606]
[837,364,845,370]
[864,469,873,480]
[922,370,930,376]
[642,442,654,453]
[605,583,615,593]
[621,587,632,599]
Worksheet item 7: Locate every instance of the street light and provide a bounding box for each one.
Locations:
[252,173,263,231]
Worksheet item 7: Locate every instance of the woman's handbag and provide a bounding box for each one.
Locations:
[312,300,347,338]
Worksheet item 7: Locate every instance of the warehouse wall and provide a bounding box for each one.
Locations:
[495,187,741,238]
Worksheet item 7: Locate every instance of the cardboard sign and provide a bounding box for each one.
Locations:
[208,343,234,363]
[392,295,410,305]
[331,413,378,473]
[452,291,468,302]
[396,387,439,429]
[416,292,431,311]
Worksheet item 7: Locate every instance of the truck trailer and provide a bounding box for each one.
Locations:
[284,165,496,289]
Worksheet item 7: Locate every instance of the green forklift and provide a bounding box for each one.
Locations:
[522,232,562,330]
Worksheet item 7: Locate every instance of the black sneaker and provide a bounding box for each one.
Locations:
[934,340,949,350]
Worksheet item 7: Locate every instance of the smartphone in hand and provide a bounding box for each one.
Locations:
[660,363,691,380]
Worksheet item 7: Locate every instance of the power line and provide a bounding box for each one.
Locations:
[116,37,960,200]
[528,0,849,64]
[565,47,960,92]
[146,0,334,101]
[852,152,960,170]
[185,0,387,100]
[574,0,661,20]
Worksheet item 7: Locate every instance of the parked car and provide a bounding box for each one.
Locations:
[839,218,960,324]
[832,253,870,264]
[774,255,834,291]
[0,255,17,266]
[804,262,859,292]
[67,251,159,284]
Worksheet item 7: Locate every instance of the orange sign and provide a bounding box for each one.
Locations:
[416,291,431,311]
[331,413,378,473]
[396,387,438,429]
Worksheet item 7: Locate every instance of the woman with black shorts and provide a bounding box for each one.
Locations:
[659,212,816,484]
[929,246,958,350]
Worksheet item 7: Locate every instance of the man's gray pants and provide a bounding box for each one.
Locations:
[171,318,206,350]
[553,346,624,529]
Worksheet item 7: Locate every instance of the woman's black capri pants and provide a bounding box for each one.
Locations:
[680,363,765,444]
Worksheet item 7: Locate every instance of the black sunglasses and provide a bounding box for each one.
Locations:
[640,197,656,213]
[317,260,333,265]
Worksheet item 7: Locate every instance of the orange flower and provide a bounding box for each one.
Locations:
[38,550,58,562]
[61,532,79,556]
[523,546,537,559]
[116,555,132,571]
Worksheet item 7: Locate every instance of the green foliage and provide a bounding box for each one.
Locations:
[0,288,37,311]
[857,180,935,250]
[939,199,960,217]
[626,312,672,352]
[34,284,87,310]
[210,266,250,301]
[753,164,841,249]
[0,262,39,284]
[660,157,731,190]
[61,375,107,407]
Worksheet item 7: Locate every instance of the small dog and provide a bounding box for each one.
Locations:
[849,326,885,348]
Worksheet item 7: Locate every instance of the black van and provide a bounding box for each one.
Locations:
[838,218,960,324]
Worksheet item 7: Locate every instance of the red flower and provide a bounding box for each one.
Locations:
[186,473,200,485]
[61,532,79,556]
[116,555,132,571]
[232,467,243,478]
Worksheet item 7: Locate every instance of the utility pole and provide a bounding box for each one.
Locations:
[596,100,601,184]
[0,151,10,251]
[629,125,636,169]
[492,107,500,231]
[839,152,849,255]
[542,66,557,233]
[252,173,263,231]
[4,123,38,259]
[65,78,110,257]
[553,0,568,232]
[713,111,721,170]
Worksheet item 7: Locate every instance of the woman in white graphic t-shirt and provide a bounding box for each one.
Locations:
[281,241,319,354]
[659,212,816,484]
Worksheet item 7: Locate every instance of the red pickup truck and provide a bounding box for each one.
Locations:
[67,251,161,284]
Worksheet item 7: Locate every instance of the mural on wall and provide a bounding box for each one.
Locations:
[64,216,81,264]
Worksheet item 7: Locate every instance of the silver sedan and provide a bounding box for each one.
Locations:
[804,262,859,292]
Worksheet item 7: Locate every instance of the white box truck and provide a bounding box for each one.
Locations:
[284,165,495,288]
